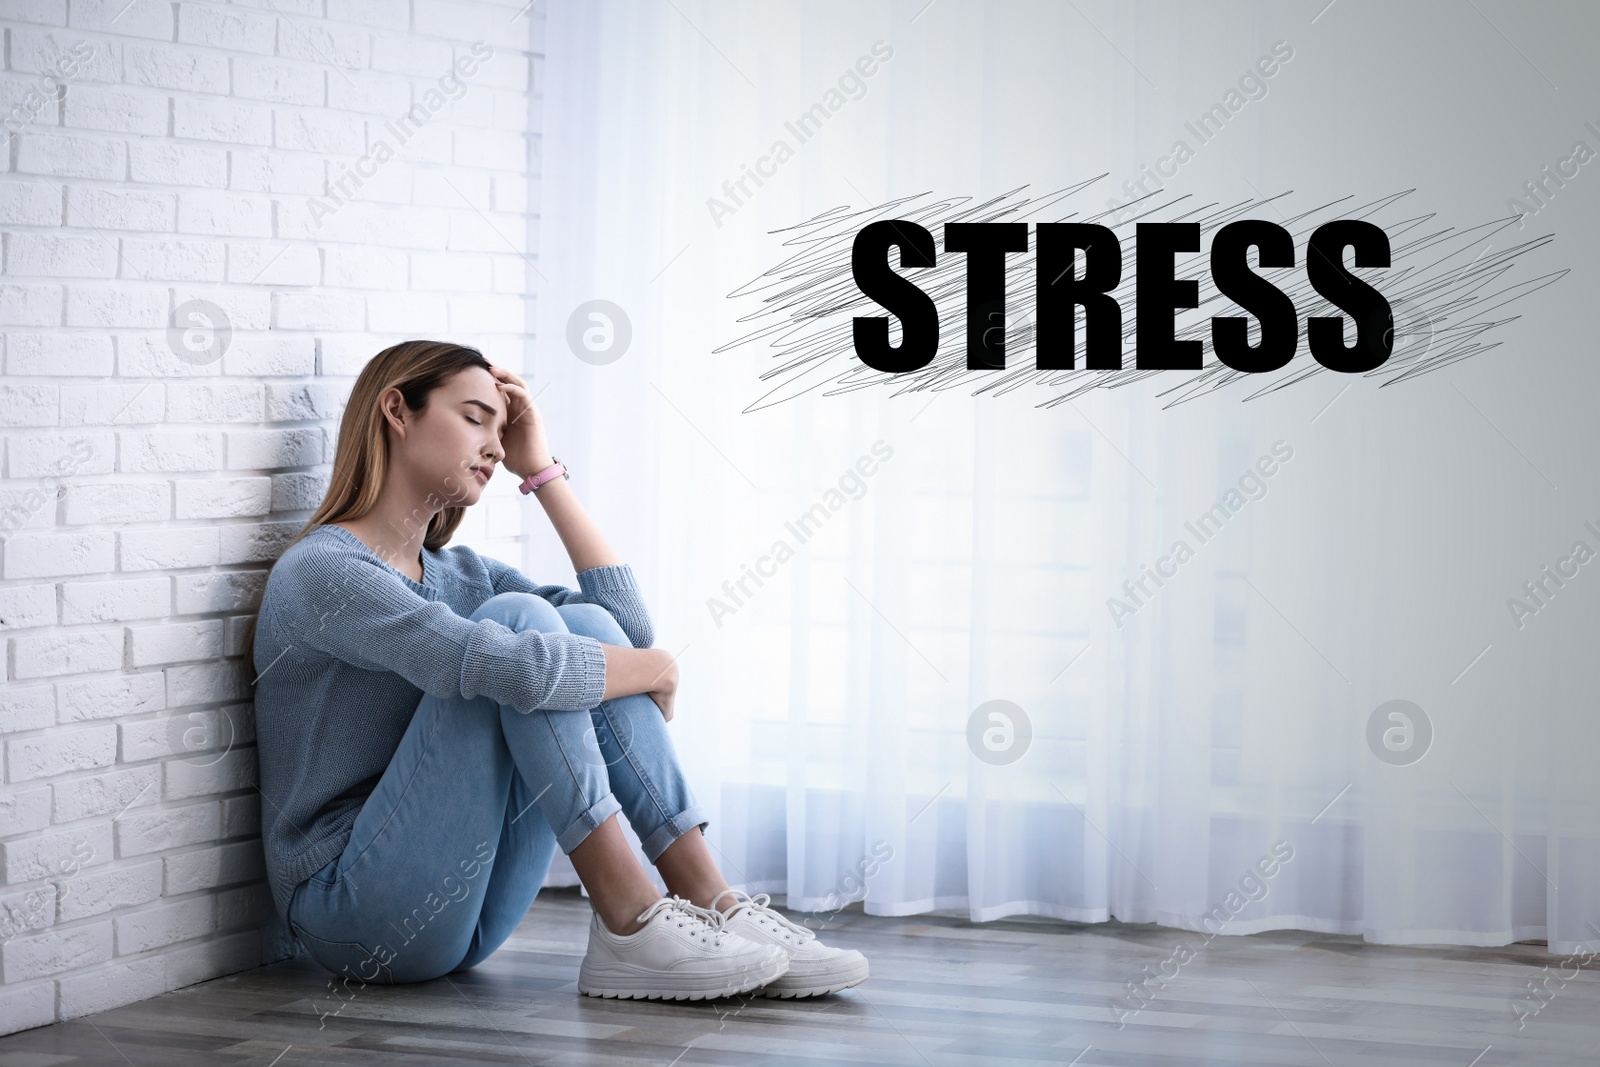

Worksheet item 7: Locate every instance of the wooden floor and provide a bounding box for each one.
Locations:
[2,887,1594,1066]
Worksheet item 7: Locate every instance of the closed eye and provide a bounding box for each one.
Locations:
[466,416,482,426]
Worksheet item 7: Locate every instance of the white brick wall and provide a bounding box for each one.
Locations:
[0,0,546,1035]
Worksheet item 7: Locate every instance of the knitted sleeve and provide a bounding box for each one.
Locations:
[270,545,609,712]
[483,556,655,650]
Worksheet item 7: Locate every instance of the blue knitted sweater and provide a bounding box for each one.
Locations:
[250,523,653,931]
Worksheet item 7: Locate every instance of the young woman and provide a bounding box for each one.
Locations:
[249,340,868,1000]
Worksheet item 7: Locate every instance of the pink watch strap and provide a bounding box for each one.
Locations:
[518,458,567,495]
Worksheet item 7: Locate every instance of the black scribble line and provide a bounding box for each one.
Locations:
[717,182,1565,413]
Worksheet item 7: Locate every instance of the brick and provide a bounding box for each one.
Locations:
[16,132,125,180]
[218,520,301,564]
[0,587,56,632]
[164,745,257,802]
[0,687,55,732]
[279,21,369,67]
[165,382,264,422]
[6,723,118,781]
[173,570,266,614]
[6,232,118,278]
[59,382,166,426]
[1,823,112,883]
[0,981,55,1038]
[163,928,258,989]
[114,800,221,857]
[119,430,225,474]
[11,630,122,679]
[1,920,112,983]
[120,526,221,571]
[177,3,277,54]
[69,0,173,40]
[56,671,165,724]
[128,620,225,668]
[61,84,168,135]
[123,43,229,94]
[273,289,367,330]
[173,477,272,520]
[225,244,320,289]
[128,141,229,190]
[271,471,329,511]
[61,483,172,526]
[55,860,162,922]
[220,792,260,839]
[5,432,114,476]
[165,660,253,707]
[177,192,273,238]
[65,185,176,231]
[115,895,214,955]
[0,283,62,327]
[327,0,410,30]
[64,286,169,329]
[4,531,116,579]
[165,840,265,894]
[0,786,53,838]
[226,427,322,469]
[265,382,343,422]
[233,57,326,106]
[119,706,249,764]
[0,180,62,226]
[5,332,114,375]
[120,237,227,282]
[173,97,272,147]
[229,149,325,194]
[216,880,273,931]
[57,954,165,1019]
[51,765,160,822]
[9,30,121,85]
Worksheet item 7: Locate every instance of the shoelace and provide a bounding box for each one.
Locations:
[634,894,730,947]
[716,890,817,944]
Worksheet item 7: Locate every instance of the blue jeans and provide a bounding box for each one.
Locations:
[287,592,709,986]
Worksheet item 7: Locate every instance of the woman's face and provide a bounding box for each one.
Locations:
[389,366,507,507]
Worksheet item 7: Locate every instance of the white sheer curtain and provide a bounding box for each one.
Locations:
[524,0,1600,956]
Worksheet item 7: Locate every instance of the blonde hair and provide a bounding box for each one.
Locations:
[239,340,494,666]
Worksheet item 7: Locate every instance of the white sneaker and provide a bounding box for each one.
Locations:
[577,894,790,1000]
[713,890,869,998]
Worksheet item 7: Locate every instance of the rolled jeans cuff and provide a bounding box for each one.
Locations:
[638,802,711,864]
[556,791,624,854]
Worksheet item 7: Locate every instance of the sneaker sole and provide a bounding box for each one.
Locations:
[758,959,869,998]
[578,950,789,1001]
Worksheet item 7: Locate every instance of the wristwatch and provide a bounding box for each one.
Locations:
[518,457,569,495]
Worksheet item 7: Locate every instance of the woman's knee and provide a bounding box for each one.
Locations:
[471,592,566,633]
[555,602,630,646]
